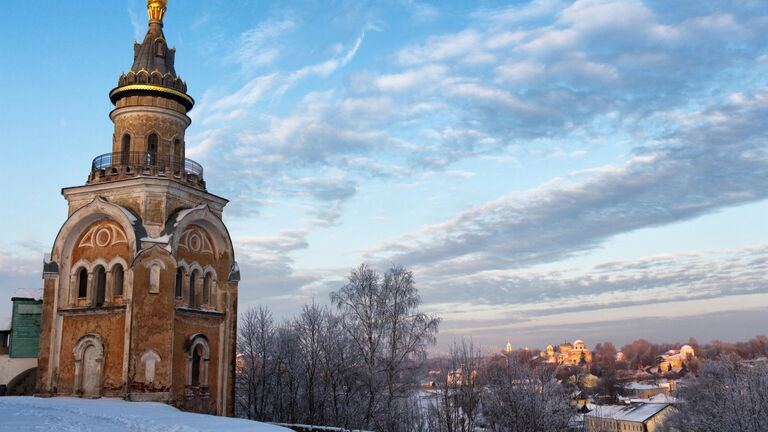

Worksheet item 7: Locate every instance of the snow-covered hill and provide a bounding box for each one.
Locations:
[0,396,291,432]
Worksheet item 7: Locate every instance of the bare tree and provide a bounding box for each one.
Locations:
[483,359,573,432]
[236,306,274,421]
[330,263,441,431]
[427,339,484,432]
[236,263,440,431]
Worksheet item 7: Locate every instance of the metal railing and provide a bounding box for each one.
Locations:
[91,151,203,177]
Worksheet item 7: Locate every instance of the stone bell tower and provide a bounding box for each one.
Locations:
[36,0,239,416]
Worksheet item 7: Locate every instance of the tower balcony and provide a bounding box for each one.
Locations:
[88,152,205,189]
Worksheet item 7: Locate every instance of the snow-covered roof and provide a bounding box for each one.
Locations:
[624,382,664,390]
[0,396,291,431]
[586,403,670,423]
[11,288,43,301]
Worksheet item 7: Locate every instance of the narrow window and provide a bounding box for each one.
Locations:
[121,134,131,165]
[191,345,202,386]
[113,265,124,297]
[189,270,197,308]
[78,268,88,298]
[174,139,181,159]
[94,266,107,307]
[175,268,183,298]
[203,273,211,306]
[147,133,158,166]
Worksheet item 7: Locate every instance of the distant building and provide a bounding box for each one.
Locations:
[585,403,673,432]
[504,340,513,354]
[656,345,695,372]
[0,289,43,395]
[622,382,669,399]
[542,339,593,365]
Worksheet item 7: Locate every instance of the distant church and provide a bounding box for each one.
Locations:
[36,0,239,416]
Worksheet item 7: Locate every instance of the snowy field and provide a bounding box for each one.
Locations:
[0,396,290,432]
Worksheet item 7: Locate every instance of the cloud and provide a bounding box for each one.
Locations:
[180,2,768,334]
[235,17,296,71]
[367,90,768,273]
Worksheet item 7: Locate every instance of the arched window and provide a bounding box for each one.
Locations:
[94,266,107,307]
[187,335,210,387]
[175,268,183,298]
[191,344,202,386]
[121,134,131,165]
[173,139,181,172]
[203,273,212,306]
[113,265,124,297]
[155,40,165,57]
[147,133,158,166]
[77,268,88,298]
[189,270,198,308]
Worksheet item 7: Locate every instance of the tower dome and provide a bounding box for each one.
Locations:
[109,0,194,111]
[90,0,203,190]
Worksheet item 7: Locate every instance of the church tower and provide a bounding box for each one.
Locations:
[36,0,239,416]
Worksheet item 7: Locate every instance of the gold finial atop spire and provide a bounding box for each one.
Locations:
[148,0,168,24]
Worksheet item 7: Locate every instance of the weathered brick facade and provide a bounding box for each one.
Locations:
[36,0,238,416]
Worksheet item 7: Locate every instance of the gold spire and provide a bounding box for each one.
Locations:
[147,0,168,24]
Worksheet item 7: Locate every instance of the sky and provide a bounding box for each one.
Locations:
[1,0,767,353]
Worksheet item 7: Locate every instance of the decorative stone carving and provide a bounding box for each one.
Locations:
[177,227,214,255]
[140,350,161,383]
[78,222,128,249]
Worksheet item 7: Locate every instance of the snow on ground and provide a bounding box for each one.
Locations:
[0,396,291,432]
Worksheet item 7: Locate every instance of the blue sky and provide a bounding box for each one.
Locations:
[1,0,768,352]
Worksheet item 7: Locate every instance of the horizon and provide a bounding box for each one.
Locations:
[1,0,767,351]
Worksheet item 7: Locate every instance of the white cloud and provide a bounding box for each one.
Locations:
[235,18,296,70]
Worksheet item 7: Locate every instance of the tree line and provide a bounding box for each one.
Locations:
[235,264,577,431]
[235,264,440,431]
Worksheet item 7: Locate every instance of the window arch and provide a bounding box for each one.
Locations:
[203,273,212,306]
[173,139,181,164]
[77,268,88,298]
[189,270,198,308]
[175,268,183,298]
[187,334,210,387]
[121,134,131,165]
[155,40,165,57]
[147,133,158,166]
[94,266,107,307]
[191,344,203,386]
[113,264,124,297]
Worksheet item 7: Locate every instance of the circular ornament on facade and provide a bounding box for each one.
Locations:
[189,232,202,252]
[95,228,112,247]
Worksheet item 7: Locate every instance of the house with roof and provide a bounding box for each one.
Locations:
[0,288,43,395]
[622,382,669,399]
[585,403,673,432]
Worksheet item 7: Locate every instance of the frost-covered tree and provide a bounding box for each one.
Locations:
[483,359,573,432]
[426,339,484,432]
[236,263,440,431]
[663,355,768,432]
[235,306,275,421]
[330,263,441,431]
